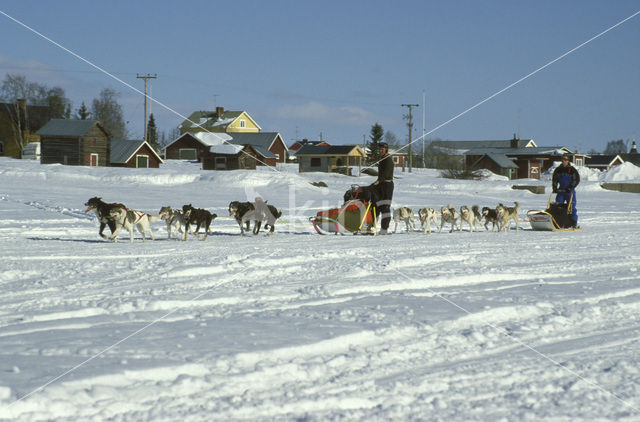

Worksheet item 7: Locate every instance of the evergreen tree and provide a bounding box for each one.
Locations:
[147,113,160,152]
[75,101,91,120]
[91,88,127,140]
[367,123,384,165]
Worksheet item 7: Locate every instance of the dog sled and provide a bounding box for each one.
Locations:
[310,184,378,235]
[527,193,581,231]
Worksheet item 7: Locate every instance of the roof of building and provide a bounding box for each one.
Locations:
[585,154,622,166]
[430,138,536,152]
[473,153,519,169]
[36,119,103,137]
[227,132,286,151]
[179,109,261,131]
[295,144,365,156]
[110,139,163,164]
[466,146,570,156]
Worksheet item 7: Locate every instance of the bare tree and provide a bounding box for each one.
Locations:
[91,88,127,139]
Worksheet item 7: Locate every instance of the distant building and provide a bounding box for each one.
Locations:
[295,144,366,175]
[110,139,163,168]
[0,99,53,159]
[37,119,110,166]
[202,144,258,171]
[163,131,285,166]
[584,154,624,171]
[179,107,260,135]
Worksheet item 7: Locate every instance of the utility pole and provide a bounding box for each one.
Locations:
[402,103,419,173]
[422,90,426,169]
[137,73,157,142]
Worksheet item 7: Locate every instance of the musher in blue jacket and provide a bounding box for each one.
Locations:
[552,153,580,227]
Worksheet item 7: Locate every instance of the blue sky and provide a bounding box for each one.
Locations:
[1,1,638,153]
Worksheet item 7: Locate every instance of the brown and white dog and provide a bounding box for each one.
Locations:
[108,207,158,242]
[481,206,500,231]
[496,202,520,232]
[439,204,459,233]
[459,205,479,232]
[182,204,217,240]
[393,207,415,234]
[418,207,439,234]
[84,197,126,239]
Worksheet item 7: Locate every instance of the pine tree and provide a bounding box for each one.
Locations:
[75,101,91,120]
[367,123,384,165]
[147,113,160,152]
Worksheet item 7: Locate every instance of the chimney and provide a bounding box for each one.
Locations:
[510,133,520,149]
[216,106,224,118]
[631,141,638,154]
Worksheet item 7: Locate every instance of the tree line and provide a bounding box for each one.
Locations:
[0,73,164,153]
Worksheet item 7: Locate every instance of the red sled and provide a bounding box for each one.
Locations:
[310,200,376,235]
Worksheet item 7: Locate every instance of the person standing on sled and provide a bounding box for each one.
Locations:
[552,153,580,227]
[374,142,394,235]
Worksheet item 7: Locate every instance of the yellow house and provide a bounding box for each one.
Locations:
[179,106,261,135]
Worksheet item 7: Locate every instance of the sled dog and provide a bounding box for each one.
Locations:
[439,204,459,233]
[496,202,520,232]
[182,204,217,240]
[393,207,415,233]
[108,207,157,242]
[481,206,500,231]
[159,206,196,239]
[251,197,282,235]
[459,205,479,232]
[418,207,439,234]
[84,197,126,239]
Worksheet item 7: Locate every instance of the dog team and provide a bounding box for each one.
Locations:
[393,202,520,234]
[84,197,282,242]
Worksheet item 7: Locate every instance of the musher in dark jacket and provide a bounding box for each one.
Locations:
[552,153,580,227]
[374,142,394,235]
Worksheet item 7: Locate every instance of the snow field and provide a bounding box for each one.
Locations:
[1,158,639,420]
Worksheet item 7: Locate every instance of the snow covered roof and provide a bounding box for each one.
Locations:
[192,131,232,147]
[208,144,244,155]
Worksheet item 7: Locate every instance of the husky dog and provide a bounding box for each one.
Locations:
[393,207,415,233]
[251,197,282,235]
[439,204,459,233]
[496,202,520,232]
[108,207,157,242]
[418,207,439,234]
[459,205,478,232]
[481,206,500,231]
[228,201,255,234]
[182,204,217,240]
[84,197,126,239]
[159,206,195,239]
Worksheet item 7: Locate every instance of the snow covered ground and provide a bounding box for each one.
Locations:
[1,157,639,421]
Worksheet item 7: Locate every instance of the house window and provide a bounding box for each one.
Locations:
[275,153,280,160]
[137,155,149,168]
[239,120,246,128]
[179,148,197,160]
[310,157,321,167]
[0,141,4,155]
[215,157,227,170]
[90,153,99,166]
[392,156,399,164]
[575,158,583,166]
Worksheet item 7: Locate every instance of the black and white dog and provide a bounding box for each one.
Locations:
[84,197,126,239]
[481,206,500,231]
[228,201,255,234]
[182,204,217,240]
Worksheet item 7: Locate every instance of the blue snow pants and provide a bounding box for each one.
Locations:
[555,190,577,223]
